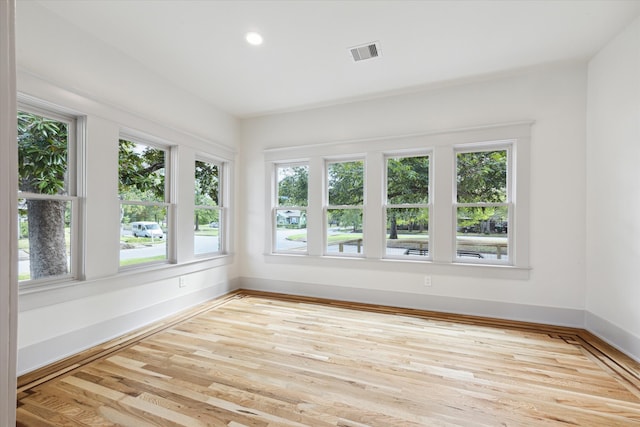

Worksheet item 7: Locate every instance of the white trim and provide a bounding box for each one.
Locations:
[17,70,237,159]
[263,121,534,155]
[17,278,240,375]
[0,0,17,423]
[239,277,583,327]
[585,311,640,363]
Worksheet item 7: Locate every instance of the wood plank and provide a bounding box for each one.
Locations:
[17,291,640,426]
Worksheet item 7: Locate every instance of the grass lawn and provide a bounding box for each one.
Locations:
[120,255,167,267]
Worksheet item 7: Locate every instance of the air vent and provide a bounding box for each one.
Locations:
[349,41,381,62]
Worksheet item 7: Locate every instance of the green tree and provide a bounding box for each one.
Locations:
[278,166,308,206]
[118,139,165,201]
[386,156,429,239]
[456,150,507,234]
[328,161,364,205]
[456,150,506,203]
[18,112,69,279]
[194,160,219,231]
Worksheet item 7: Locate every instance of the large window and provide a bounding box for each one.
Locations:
[17,108,79,284]
[267,123,528,273]
[194,158,223,256]
[385,154,430,258]
[455,146,510,263]
[118,138,170,267]
[326,159,364,256]
[274,163,308,253]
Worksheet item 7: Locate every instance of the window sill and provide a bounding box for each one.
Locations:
[264,253,530,280]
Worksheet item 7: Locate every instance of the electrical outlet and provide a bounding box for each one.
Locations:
[424,276,432,287]
[179,276,187,288]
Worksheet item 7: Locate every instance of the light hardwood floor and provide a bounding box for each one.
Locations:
[16,291,640,426]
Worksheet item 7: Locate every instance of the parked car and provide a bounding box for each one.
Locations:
[131,221,164,238]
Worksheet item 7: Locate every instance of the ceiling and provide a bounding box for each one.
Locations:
[21,0,640,118]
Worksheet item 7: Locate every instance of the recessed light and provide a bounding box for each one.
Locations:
[245,32,263,46]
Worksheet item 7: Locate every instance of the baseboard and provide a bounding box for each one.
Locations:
[17,279,240,375]
[238,277,585,328]
[585,311,640,363]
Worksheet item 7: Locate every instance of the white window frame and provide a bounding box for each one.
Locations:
[118,135,174,269]
[17,102,83,287]
[324,157,366,257]
[194,156,225,257]
[263,122,530,278]
[383,151,432,260]
[453,142,513,265]
[272,161,309,254]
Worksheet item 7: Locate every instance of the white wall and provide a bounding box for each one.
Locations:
[15,3,242,374]
[586,17,640,359]
[0,0,18,424]
[240,64,588,325]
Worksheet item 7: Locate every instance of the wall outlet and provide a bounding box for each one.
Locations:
[424,275,432,287]
[179,276,187,288]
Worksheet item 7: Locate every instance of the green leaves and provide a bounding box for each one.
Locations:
[195,160,219,206]
[328,161,364,206]
[387,156,429,204]
[118,139,166,202]
[277,165,308,207]
[456,150,507,203]
[18,112,68,195]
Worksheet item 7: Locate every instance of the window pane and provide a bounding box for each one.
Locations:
[277,165,308,207]
[387,156,429,204]
[194,208,220,255]
[457,150,507,203]
[328,161,364,206]
[120,204,167,266]
[326,208,363,255]
[195,160,219,207]
[18,198,72,282]
[275,208,307,252]
[119,139,166,202]
[456,207,508,261]
[18,112,69,195]
[385,208,429,257]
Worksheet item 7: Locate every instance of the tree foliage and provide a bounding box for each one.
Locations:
[195,160,219,206]
[386,156,429,238]
[457,150,507,203]
[18,112,69,279]
[118,139,166,201]
[328,161,364,205]
[18,112,68,194]
[387,156,429,204]
[277,165,308,206]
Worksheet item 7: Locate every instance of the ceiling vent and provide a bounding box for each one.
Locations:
[349,41,381,62]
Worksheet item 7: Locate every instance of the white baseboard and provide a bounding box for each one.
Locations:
[240,277,640,362]
[238,277,585,328]
[585,311,640,363]
[19,276,640,375]
[17,279,240,375]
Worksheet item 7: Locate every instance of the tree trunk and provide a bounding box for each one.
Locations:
[27,199,68,279]
[195,213,200,231]
[389,213,398,239]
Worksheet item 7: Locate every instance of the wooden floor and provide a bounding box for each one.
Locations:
[16,291,640,426]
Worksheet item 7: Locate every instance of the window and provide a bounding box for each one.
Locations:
[326,159,364,256]
[17,107,79,283]
[194,159,223,256]
[385,154,430,258]
[266,122,528,274]
[118,138,170,267]
[455,146,510,263]
[274,163,308,253]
